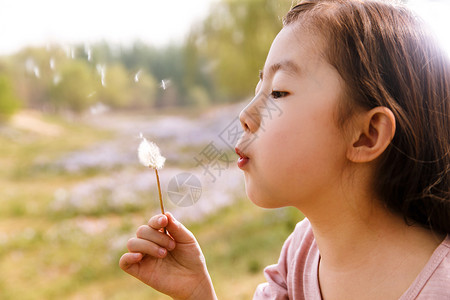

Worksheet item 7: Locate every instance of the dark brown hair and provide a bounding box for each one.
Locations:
[284,0,450,234]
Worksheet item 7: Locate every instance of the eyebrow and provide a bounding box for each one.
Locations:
[259,60,301,80]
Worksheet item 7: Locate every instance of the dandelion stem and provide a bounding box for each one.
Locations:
[154,168,167,234]
[155,168,164,214]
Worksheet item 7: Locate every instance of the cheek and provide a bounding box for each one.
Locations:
[257,116,316,168]
[255,111,346,188]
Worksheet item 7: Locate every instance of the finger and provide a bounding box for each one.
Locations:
[136,225,176,251]
[164,212,196,244]
[148,214,169,230]
[127,237,168,258]
[119,252,143,273]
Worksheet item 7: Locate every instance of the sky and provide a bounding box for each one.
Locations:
[0,0,216,55]
[408,0,450,57]
[0,0,449,56]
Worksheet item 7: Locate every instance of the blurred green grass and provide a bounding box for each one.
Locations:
[0,112,304,299]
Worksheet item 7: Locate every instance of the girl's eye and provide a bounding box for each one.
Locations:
[271,91,289,99]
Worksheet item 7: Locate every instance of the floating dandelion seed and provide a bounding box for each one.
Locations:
[85,45,92,61]
[101,70,106,87]
[134,70,142,83]
[96,65,107,87]
[49,58,55,70]
[138,137,166,225]
[25,58,35,74]
[33,67,40,78]
[160,79,171,90]
[87,91,97,98]
[24,59,41,78]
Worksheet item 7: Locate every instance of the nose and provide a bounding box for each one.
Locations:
[239,91,265,133]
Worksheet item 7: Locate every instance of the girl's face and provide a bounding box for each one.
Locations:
[236,25,350,209]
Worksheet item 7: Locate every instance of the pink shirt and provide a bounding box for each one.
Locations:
[254,219,450,300]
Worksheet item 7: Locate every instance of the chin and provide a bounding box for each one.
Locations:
[245,185,282,209]
[244,176,283,208]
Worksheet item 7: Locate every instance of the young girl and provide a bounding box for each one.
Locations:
[119,0,450,299]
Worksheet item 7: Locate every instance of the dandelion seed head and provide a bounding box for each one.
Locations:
[138,137,166,169]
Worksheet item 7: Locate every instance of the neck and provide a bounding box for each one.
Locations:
[296,167,443,272]
[310,201,410,270]
[295,165,445,300]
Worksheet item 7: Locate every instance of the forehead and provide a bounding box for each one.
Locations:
[263,25,324,75]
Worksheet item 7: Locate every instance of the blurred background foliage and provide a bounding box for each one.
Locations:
[0,0,301,299]
[0,0,291,117]
[1,0,441,297]
[0,0,441,298]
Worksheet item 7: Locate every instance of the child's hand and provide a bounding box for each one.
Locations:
[119,212,216,300]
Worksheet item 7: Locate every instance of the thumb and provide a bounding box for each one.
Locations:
[165,212,196,244]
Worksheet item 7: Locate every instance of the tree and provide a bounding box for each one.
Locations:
[190,0,292,102]
[49,60,96,113]
[96,63,131,108]
[0,74,21,121]
[129,69,158,109]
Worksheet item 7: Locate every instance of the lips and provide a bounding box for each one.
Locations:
[235,147,250,169]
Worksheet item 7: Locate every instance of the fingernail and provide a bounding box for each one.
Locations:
[158,216,165,225]
[158,248,167,257]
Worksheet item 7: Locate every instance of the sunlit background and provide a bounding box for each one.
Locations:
[0,0,448,299]
[0,0,215,55]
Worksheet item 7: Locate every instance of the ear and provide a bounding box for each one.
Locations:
[347,107,396,163]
